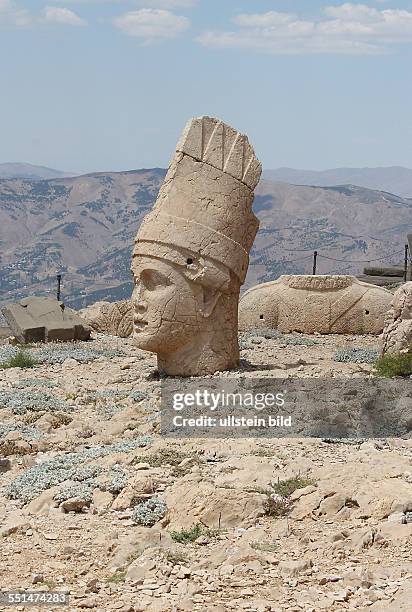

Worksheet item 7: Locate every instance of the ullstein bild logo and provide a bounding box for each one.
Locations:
[160,377,412,439]
[172,414,292,428]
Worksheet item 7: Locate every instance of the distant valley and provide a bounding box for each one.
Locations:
[1,168,412,312]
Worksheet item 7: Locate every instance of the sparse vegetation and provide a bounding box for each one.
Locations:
[0,390,70,415]
[263,493,292,517]
[0,350,37,369]
[170,523,203,544]
[250,541,278,553]
[280,336,319,346]
[106,571,126,584]
[241,328,283,340]
[262,476,317,518]
[164,551,188,566]
[272,476,316,498]
[374,350,412,378]
[13,378,58,388]
[136,448,189,468]
[43,579,56,590]
[5,437,151,503]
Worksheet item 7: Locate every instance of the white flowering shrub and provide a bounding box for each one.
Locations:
[0,342,125,367]
[132,497,167,526]
[334,347,379,364]
[33,344,124,365]
[0,422,43,440]
[0,390,69,415]
[239,329,318,348]
[5,436,151,504]
[0,347,19,362]
[105,465,128,494]
[129,390,148,403]
[13,378,58,389]
[54,482,94,504]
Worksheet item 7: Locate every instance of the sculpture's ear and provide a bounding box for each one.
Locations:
[198,287,221,318]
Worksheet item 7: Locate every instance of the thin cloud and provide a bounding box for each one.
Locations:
[0,0,86,27]
[113,8,190,43]
[136,0,196,7]
[0,0,33,27]
[50,0,196,4]
[197,3,412,55]
[44,6,87,26]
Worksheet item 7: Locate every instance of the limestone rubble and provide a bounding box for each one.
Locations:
[1,329,412,610]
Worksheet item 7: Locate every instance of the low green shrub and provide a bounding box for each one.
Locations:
[272,476,316,497]
[374,351,412,378]
[0,350,37,369]
[170,523,203,544]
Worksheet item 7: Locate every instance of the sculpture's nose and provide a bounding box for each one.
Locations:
[133,284,147,315]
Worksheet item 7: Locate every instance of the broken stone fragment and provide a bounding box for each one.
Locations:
[387,511,407,524]
[2,296,91,343]
[0,458,12,472]
[79,300,133,338]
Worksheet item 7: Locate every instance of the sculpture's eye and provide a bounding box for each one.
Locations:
[142,269,170,291]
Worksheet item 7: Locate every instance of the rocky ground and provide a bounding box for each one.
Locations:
[0,330,411,612]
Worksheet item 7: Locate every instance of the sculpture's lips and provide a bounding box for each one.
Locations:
[134,317,148,331]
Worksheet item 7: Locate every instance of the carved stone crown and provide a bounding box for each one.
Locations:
[134,116,261,285]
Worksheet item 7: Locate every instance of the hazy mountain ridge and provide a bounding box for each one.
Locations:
[0,163,79,180]
[1,169,411,311]
[263,166,412,198]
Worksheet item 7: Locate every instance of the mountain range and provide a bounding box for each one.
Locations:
[0,163,77,180]
[1,168,412,312]
[263,166,412,198]
[2,163,412,197]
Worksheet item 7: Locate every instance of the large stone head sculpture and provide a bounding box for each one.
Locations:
[131,116,261,376]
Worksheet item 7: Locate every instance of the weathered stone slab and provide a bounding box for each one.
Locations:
[2,297,91,343]
[239,275,393,335]
[0,326,11,339]
[363,266,405,278]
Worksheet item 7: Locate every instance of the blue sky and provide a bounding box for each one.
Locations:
[1,0,412,173]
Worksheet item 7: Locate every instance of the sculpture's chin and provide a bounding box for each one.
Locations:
[132,330,159,352]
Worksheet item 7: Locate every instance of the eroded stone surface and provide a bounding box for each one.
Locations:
[239,275,393,335]
[131,116,261,376]
[382,282,412,353]
[79,300,133,338]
